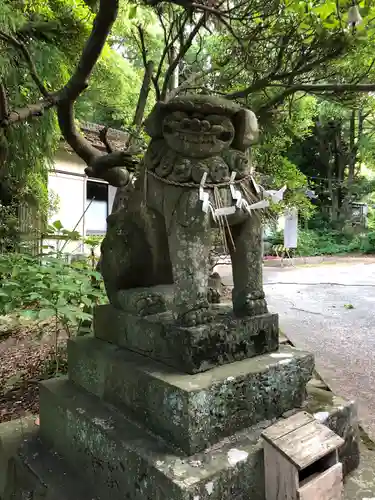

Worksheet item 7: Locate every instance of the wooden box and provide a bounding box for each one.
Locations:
[261,411,345,500]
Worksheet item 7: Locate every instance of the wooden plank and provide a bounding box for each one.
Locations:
[264,441,298,500]
[298,463,343,500]
[274,421,344,470]
[262,412,314,443]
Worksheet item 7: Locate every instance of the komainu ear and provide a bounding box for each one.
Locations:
[143,101,167,138]
[231,108,259,151]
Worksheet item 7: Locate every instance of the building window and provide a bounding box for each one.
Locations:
[85,180,108,236]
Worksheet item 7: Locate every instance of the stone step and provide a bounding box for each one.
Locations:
[68,337,314,454]
[93,303,279,374]
[37,377,360,500]
[2,433,96,500]
[38,377,269,500]
[0,381,360,500]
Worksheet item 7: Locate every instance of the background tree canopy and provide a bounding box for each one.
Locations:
[2,0,375,225]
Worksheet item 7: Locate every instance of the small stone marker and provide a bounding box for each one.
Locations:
[262,411,344,500]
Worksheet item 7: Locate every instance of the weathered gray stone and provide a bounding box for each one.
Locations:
[2,436,96,500]
[100,94,267,326]
[0,416,36,499]
[69,338,314,454]
[2,431,371,500]
[304,385,360,476]
[344,443,375,500]
[1,377,362,500]
[94,303,279,374]
[39,377,268,500]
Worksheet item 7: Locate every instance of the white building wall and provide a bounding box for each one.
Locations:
[46,147,109,257]
[108,185,117,213]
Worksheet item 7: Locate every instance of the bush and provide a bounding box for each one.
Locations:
[358,231,375,254]
[296,229,352,256]
[264,226,375,256]
[0,253,107,336]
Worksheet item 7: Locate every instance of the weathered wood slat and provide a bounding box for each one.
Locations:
[274,421,344,470]
[263,412,344,500]
[262,411,314,442]
[298,463,343,500]
[264,441,298,500]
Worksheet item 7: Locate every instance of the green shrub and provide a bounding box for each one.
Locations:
[0,253,106,336]
[358,231,375,254]
[264,226,371,256]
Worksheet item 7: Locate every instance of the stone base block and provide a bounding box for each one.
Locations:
[39,377,268,500]
[2,436,96,500]
[69,338,314,454]
[94,303,279,374]
[0,416,37,499]
[1,381,361,500]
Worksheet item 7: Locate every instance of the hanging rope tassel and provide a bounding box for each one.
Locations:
[213,186,236,253]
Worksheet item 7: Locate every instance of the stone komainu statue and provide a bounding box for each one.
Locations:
[100,94,268,326]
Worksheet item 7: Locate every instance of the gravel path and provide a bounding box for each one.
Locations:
[218,259,375,440]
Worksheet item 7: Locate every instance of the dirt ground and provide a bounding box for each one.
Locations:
[0,318,68,423]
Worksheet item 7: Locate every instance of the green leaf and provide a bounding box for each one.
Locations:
[38,308,56,320]
[27,292,43,300]
[56,295,68,308]
[52,220,63,230]
[6,282,21,289]
[128,5,138,19]
[75,311,93,322]
[88,271,102,280]
[19,310,39,320]
[81,296,93,307]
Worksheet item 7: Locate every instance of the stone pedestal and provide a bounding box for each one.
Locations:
[1,302,359,500]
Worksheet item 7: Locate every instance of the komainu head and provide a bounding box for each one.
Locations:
[144,94,259,159]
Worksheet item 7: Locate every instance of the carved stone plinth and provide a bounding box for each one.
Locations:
[1,305,361,500]
[68,337,313,454]
[94,303,279,374]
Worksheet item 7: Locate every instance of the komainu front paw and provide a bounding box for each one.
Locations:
[233,291,268,317]
[115,289,167,316]
[178,307,213,327]
[136,294,166,316]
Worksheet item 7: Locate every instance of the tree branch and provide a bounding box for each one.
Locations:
[57,0,120,166]
[166,71,204,100]
[133,60,154,129]
[0,83,9,122]
[161,14,206,100]
[154,11,186,90]
[0,31,50,99]
[99,127,114,153]
[273,83,375,94]
[136,25,149,69]
[0,98,57,128]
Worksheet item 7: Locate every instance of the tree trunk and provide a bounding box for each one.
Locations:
[168,45,179,92]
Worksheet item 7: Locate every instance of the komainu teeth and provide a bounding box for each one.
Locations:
[175,132,214,145]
